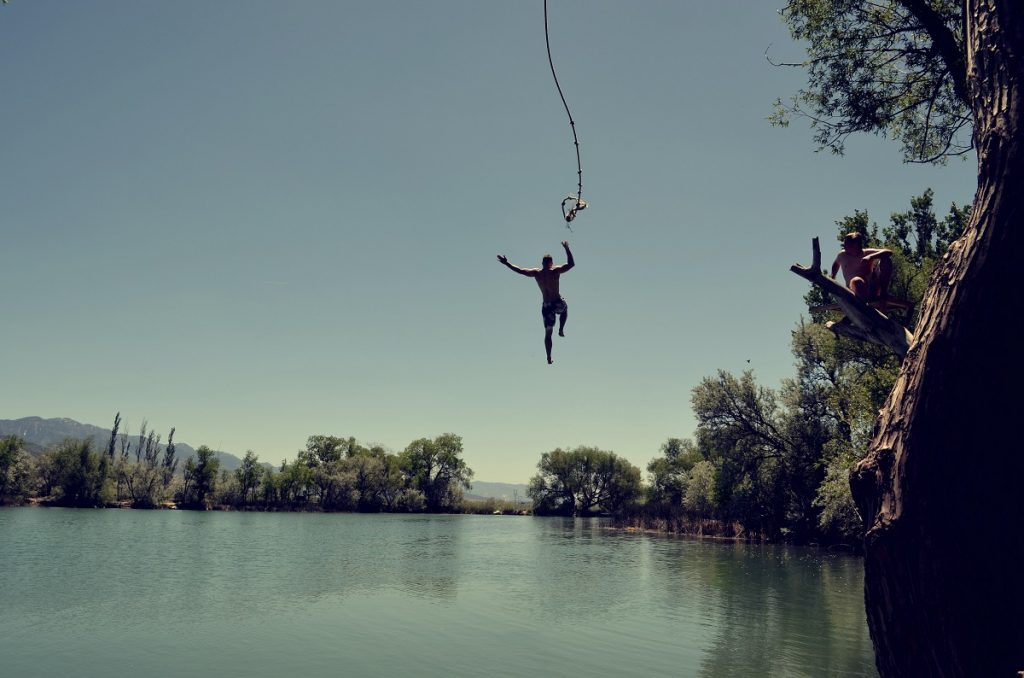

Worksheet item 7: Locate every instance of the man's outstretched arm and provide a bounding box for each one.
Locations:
[863,248,893,261]
[557,240,574,272]
[496,254,538,277]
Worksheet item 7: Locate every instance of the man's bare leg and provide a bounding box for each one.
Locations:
[849,277,868,300]
[558,310,567,337]
[544,328,554,364]
[873,257,894,313]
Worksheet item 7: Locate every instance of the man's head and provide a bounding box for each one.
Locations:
[842,232,865,252]
[542,254,553,269]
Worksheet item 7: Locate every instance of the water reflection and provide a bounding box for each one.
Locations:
[0,509,466,634]
[644,538,874,677]
[0,509,875,677]
[202,512,464,605]
[521,517,651,621]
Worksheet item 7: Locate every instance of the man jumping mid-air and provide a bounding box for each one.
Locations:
[497,240,574,364]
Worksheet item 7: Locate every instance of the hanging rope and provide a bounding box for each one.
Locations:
[544,0,586,228]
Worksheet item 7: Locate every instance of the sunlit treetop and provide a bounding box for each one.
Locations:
[771,0,970,164]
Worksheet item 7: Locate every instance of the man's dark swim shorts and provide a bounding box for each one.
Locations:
[541,297,568,328]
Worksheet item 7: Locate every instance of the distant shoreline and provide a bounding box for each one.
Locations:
[14,495,532,516]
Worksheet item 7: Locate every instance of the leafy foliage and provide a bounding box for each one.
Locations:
[0,436,34,504]
[683,461,716,515]
[772,0,970,163]
[646,438,702,505]
[42,438,111,507]
[178,445,220,508]
[114,422,178,508]
[529,446,642,516]
[234,450,265,506]
[400,433,474,512]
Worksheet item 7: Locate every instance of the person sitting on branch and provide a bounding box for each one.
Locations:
[497,240,574,365]
[831,231,893,312]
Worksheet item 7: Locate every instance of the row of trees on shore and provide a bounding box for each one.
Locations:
[0,427,474,513]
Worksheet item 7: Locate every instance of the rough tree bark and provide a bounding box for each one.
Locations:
[849,1,1024,675]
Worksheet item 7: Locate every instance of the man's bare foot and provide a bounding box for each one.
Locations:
[558,330,565,337]
[548,357,553,364]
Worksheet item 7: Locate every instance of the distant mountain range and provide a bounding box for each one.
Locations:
[0,416,531,500]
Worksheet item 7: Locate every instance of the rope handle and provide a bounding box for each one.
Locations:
[561,195,588,224]
[545,0,585,229]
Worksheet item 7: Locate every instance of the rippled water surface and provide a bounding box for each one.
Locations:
[0,508,876,677]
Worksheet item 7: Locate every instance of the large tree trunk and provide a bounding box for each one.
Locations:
[851,2,1024,675]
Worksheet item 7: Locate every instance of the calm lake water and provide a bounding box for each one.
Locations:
[0,508,876,677]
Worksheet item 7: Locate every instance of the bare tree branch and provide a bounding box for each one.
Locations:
[791,237,913,356]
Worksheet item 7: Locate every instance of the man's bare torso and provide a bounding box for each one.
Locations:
[835,249,882,284]
[534,269,562,303]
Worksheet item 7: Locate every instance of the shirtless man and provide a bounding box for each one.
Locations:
[497,241,574,364]
[831,232,893,312]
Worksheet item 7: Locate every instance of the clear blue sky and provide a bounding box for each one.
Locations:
[1,1,975,482]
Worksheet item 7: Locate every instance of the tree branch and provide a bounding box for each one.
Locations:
[791,237,913,357]
[895,0,969,105]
